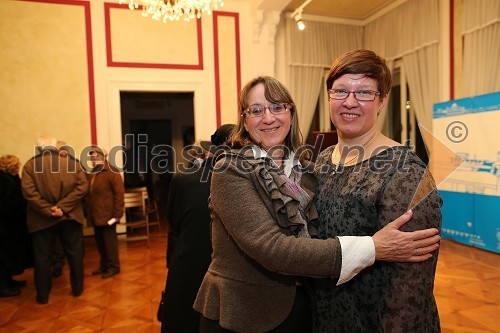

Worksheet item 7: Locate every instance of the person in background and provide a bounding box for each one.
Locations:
[86,148,124,279]
[313,49,442,332]
[21,135,88,304]
[159,124,235,333]
[0,155,29,297]
[193,76,441,332]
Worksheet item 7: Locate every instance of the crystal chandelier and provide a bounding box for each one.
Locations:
[119,0,225,22]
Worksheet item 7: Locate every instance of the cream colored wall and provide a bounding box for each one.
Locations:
[0,0,275,166]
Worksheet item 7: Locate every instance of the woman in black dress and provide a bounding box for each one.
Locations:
[314,50,442,332]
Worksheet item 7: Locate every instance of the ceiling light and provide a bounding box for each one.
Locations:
[119,0,225,22]
[290,0,312,31]
[295,12,305,30]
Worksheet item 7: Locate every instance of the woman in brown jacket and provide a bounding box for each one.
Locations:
[86,149,124,278]
[193,76,441,332]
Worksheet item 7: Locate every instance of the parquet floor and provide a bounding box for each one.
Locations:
[0,232,498,332]
[0,232,167,333]
[435,240,499,333]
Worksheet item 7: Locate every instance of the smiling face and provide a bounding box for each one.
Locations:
[329,74,387,140]
[243,83,292,150]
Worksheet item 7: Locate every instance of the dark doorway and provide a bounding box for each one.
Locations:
[120,92,195,225]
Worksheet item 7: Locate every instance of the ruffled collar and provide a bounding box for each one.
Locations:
[222,147,317,237]
[250,145,301,177]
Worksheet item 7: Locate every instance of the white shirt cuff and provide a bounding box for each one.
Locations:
[337,236,375,286]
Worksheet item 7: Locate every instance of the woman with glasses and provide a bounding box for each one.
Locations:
[193,75,440,333]
[313,50,442,332]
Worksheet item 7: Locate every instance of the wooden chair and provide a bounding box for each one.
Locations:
[123,191,150,247]
[126,187,161,231]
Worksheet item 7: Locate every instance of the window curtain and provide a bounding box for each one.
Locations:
[279,18,363,137]
[288,65,324,136]
[403,45,439,130]
[364,0,439,131]
[462,0,500,97]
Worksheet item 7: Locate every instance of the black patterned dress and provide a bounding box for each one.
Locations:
[313,146,442,333]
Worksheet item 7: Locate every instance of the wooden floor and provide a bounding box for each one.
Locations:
[0,232,498,332]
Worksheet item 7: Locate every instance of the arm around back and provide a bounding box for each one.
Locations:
[55,161,88,214]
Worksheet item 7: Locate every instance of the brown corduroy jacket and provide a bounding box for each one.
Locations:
[193,149,342,333]
[86,162,124,227]
[21,150,88,233]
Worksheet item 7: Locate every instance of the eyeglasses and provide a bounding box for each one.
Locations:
[328,89,380,101]
[242,103,291,118]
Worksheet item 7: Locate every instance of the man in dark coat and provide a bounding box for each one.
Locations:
[160,124,235,333]
[21,136,88,304]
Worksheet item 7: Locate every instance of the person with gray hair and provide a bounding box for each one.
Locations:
[22,135,88,304]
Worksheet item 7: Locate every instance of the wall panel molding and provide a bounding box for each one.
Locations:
[104,3,203,70]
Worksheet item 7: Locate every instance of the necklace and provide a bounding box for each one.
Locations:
[331,132,380,174]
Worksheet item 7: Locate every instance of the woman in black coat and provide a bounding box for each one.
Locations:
[0,155,30,297]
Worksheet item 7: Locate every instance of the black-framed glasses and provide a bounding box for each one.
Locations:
[242,103,291,118]
[328,89,381,101]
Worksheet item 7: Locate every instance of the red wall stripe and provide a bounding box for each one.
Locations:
[84,1,97,145]
[213,13,221,127]
[212,11,241,128]
[234,13,242,102]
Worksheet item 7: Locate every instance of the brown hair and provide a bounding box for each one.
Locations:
[0,155,21,175]
[230,76,306,157]
[326,49,392,96]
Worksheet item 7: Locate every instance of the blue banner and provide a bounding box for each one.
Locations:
[433,91,500,253]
